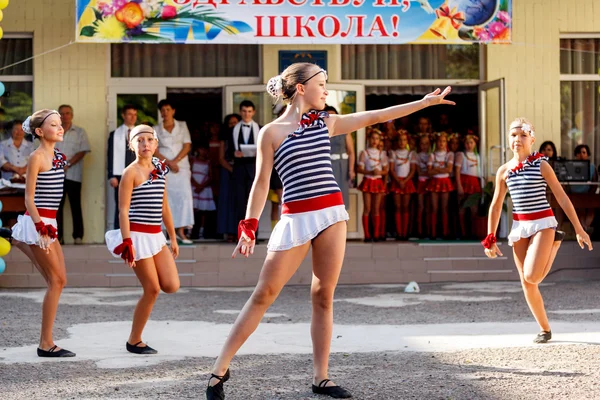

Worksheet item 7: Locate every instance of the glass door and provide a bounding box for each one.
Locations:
[479,78,508,237]
[106,85,166,230]
[224,84,365,239]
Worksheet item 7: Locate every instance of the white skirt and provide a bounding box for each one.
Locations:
[507,216,558,246]
[267,205,349,252]
[105,229,167,261]
[11,214,57,246]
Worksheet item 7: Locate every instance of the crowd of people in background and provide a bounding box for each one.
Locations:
[0,103,597,244]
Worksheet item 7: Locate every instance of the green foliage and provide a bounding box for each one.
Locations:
[462,181,509,216]
[80,26,96,37]
[116,94,158,127]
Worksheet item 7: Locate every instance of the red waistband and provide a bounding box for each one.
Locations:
[282,192,344,215]
[513,209,554,221]
[25,209,57,219]
[130,223,162,233]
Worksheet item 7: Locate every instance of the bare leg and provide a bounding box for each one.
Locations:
[209,242,311,382]
[14,240,47,281]
[129,256,161,346]
[310,221,347,386]
[30,241,67,350]
[512,230,556,333]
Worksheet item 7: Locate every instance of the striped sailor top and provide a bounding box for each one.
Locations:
[273,111,341,207]
[506,152,552,217]
[33,149,67,212]
[129,158,169,226]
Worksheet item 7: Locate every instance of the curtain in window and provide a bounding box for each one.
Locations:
[0,39,33,76]
[560,81,600,167]
[111,44,260,78]
[341,44,479,95]
[560,39,600,166]
[560,39,600,75]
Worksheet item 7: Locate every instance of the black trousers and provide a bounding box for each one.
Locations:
[231,161,256,225]
[57,179,84,241]
[113,176,122,229]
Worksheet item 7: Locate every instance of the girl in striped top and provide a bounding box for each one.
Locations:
[206,62,454,400]
[11,109,75,358]
[105,125,180,355]
[484,117,592,344]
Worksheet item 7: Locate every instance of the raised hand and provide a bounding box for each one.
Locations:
[423,86,455,107]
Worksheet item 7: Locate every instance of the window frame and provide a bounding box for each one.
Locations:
[1,32,34,117]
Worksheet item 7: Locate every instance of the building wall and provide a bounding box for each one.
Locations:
[5,0,108,243]
[486,0,600,154]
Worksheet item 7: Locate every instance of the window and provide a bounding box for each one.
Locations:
[342,44,480,95]
[0,34,34,135]
[560,37,600,168]
[111,44,260,78]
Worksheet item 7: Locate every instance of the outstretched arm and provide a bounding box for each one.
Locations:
[326,87,455,137]
[541,161,592,250]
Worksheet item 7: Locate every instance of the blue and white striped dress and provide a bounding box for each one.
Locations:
[505,152,557,246]
[11,149,67,246]
[105,158,171,261]
[268,111,349,251]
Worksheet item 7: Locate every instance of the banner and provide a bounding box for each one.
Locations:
[76,0,511,44]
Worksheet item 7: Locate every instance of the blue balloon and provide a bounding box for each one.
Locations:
[0,218,3,227]
[0,82,5,97]
[0,200,3,212]
[0,258,5,275]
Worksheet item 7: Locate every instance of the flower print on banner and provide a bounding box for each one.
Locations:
[78,0,252,42]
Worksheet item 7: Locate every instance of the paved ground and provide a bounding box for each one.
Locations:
[1,281,600,399]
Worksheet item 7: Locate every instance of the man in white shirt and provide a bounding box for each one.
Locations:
[0,120,34,180]
[226,100,261,228]
[107,105,137,229]
[57,104,91,244]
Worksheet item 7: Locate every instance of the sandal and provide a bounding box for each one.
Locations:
[312,379,353,398]
[554,230,565,242]
[37,345,76,358]
[206,368,230,400]
[533,330,552,344]
[126,341,158,355]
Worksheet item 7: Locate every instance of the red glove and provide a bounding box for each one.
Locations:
[113,238,134,263]
[481,233,497,249]
[34,221,58,239]
[238,218,259,241]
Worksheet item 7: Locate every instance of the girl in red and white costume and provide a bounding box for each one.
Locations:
[11,109,75,358]
[484,118,592,344]
[415,134,432,238]
[455,134,483,238]
[105,125,180,355]
[205,62,454,400]
[427,132,454,239]
[389,130,416,240]
[357,129,389,242]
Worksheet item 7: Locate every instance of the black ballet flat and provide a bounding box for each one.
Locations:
[554,230,565,242]
[312,379,353,398]
[206,369,230,400]
[37,345,76,358]
[126,341,158,354]
[533,330,552,344]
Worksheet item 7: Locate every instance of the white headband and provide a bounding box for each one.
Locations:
[511,123,535,137]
